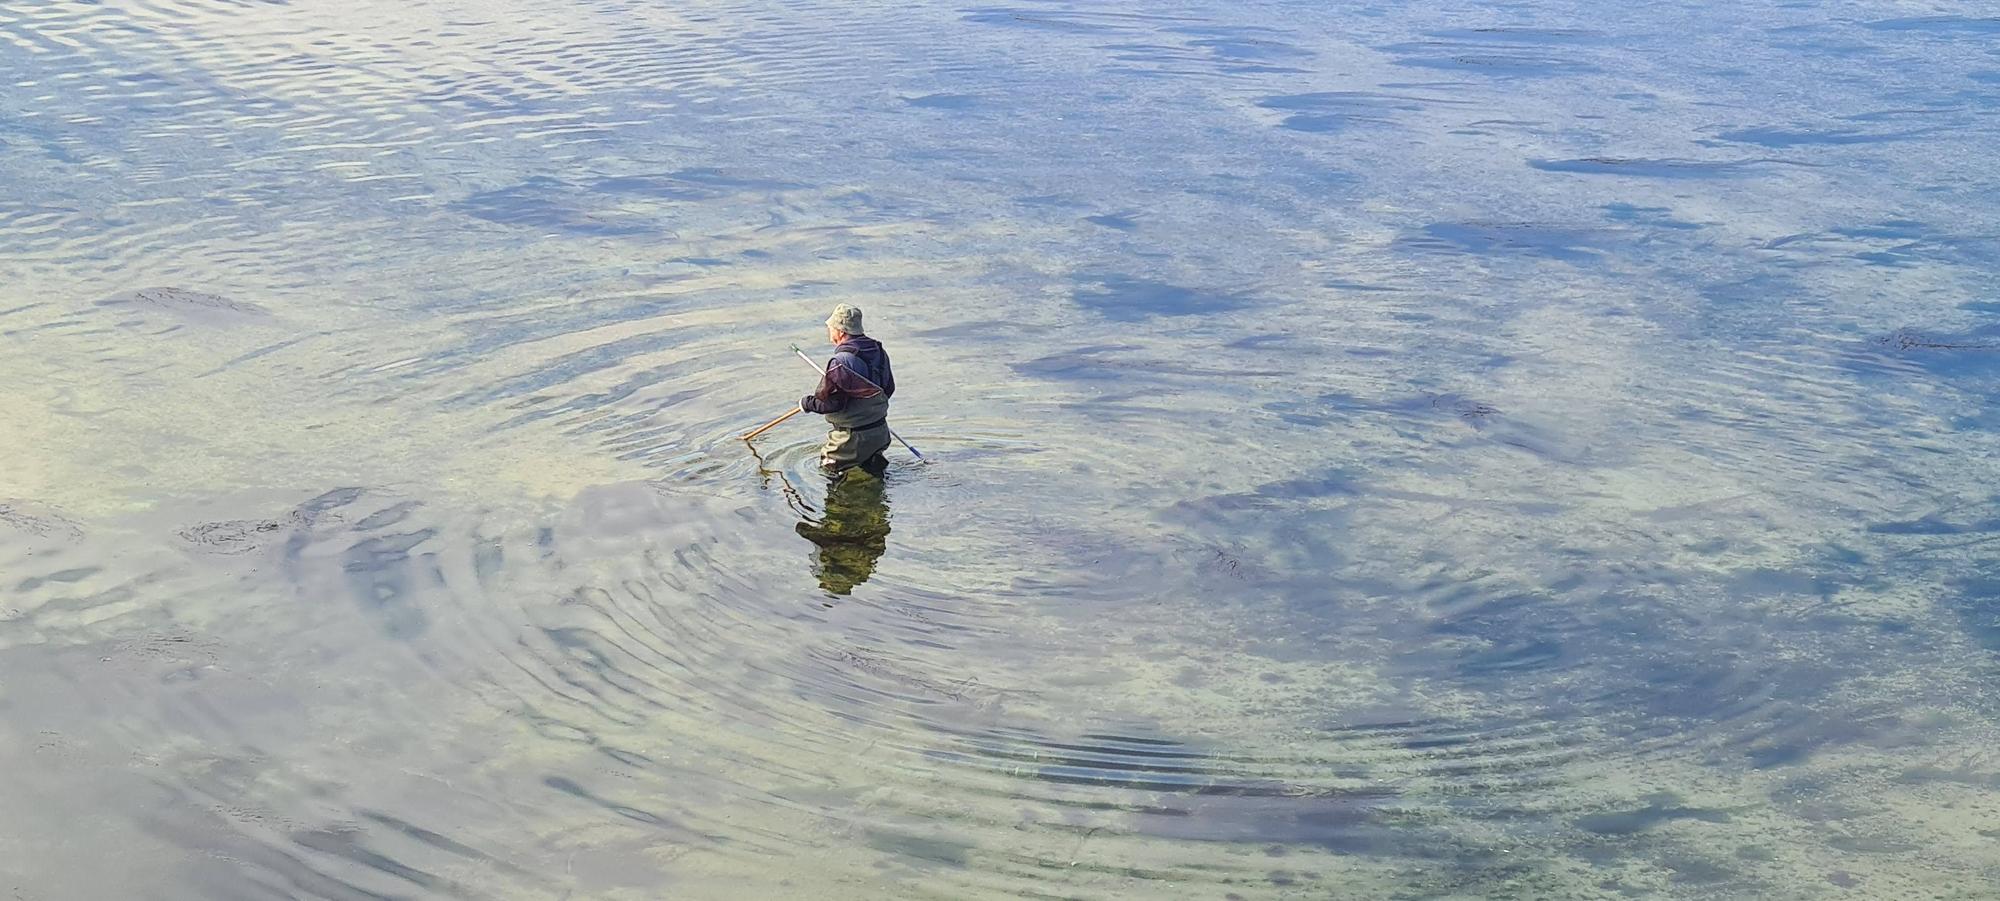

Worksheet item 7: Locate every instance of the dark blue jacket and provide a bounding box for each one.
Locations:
[801,336,894,428]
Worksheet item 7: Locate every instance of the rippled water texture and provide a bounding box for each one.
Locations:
[5,0,2000,897]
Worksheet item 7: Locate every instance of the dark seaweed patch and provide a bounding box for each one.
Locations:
[1948,576,2000,652]
[1576,793,1729,835]
[1848,325,2000,378]
[1128,788,1397,853]
[178,519,287,555]
[1162,24,1314,63]
[15,566,99,592]
[453,177,656,236]
[592,168,804,199]
[1254,472,1364,500]
[104,631,222,684]
[1255,91,1446,133]
[457,169,801,236]
[1425,27,1608,44]
[290,828,447,892]
[1894,765,2000,788]
[962,8,1132,33]
[352,501,424,532]
[1529,157,1785,178]
[1741,706,1901,770]
[0,502,83,541]
[1262,390,1387,426]
[1069,275,1249,320]
[865,829,972,867]
[1824,834,1918,854]
[1394,221,1616,263]
[180,491,367,558]
[1715,125,1934,147]
[1874,328,1998,351]
[1431,394,1500,422]
[542,776,678,828]
[97,287,269,321]
[1182,35,1314,64]
[1456,638,1565,675]
[1084,212,1138,230]
[1603,202,1702,230]
[342,530,437,638]
[903,93,979,110]
[1663,854,1739,885]
[355,810,536,880]
[1010,344,1144,380]
[1834,220,1928,240]
[1383,41,1600,76]
[1426,593,1583,679]
[293,487,366,526]
[1864,16,2000,34]
[1867,514,2000,535]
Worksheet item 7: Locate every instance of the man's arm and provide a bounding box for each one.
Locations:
[800,355,854,413]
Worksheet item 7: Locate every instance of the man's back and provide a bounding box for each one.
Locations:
[830,335,894,400]
[805,335,893,429]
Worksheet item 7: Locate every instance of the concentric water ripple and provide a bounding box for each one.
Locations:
[8,0,2000,897]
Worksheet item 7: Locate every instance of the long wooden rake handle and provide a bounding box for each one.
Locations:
[741,405,803,441]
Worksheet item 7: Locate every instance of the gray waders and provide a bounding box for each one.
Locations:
[821,421,891,473]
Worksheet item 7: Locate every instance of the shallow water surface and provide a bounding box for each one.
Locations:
[4,0,2000,898]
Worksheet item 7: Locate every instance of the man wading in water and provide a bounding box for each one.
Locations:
[800,303,895,476]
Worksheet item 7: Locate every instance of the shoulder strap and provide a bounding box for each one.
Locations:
[829,349,871,384]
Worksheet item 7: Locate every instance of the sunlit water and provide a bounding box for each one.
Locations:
[4,0,1999,897]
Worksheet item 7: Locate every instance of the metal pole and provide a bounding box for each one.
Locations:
[791,344,925,461]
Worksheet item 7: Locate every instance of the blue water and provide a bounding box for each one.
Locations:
[2,0,1998,897]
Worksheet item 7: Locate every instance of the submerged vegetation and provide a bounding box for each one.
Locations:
[2,0,1998,897]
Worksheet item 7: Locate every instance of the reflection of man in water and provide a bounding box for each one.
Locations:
[799,303,894,476]
[795,469,891,596]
